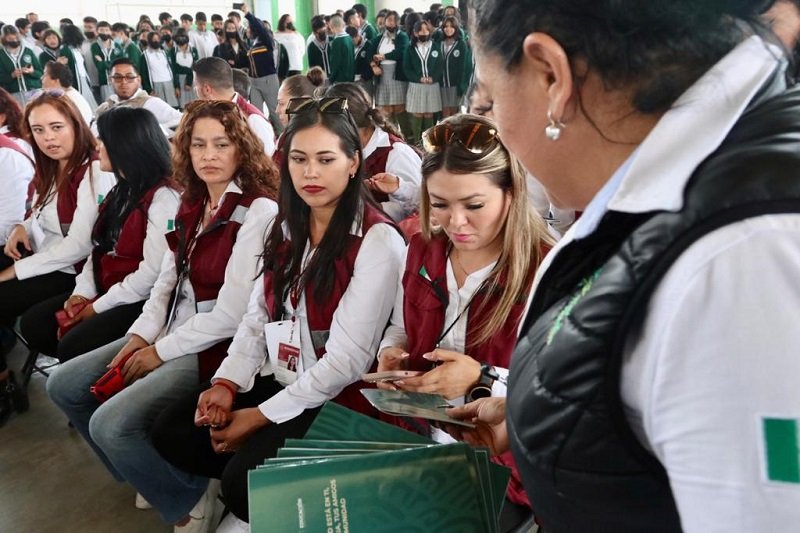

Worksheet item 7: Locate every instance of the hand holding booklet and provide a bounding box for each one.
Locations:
[359,388,476,428]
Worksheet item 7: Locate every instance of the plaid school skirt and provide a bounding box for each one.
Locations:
[375,63,407,106]
[406,82,442,114]
[440,86,460,108]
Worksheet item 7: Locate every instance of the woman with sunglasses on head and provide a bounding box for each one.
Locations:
[17,106,179,363]
[377,113,553,531]
[404,19,444,143]
[443,1,800,531]
[151,96,406,530]
[47,100,279,531]
[0,93,114,425]
[324,82,422,223]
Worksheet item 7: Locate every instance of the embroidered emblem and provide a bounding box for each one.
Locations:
[761,417,800,484]
[546,268,602,345]
[454,50,460,58]
[431,50,439,58]
[167,219,175,231]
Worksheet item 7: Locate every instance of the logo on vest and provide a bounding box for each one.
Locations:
[431,50,439,58]
[546,268,602,345]
[761,416,800,485]
[167,219,175,231]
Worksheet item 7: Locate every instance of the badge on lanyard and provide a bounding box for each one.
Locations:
[265,319,303,386]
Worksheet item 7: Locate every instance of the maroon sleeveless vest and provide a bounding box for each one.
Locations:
[364,131,405,203]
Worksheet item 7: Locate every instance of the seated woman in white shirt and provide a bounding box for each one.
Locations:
[0,87,34,245]
[18,107,179,362]
[376,114,553,531]
[0,92,115,426]
[46,99,280,531]
[150,96,406,530]
[325,82,422,224]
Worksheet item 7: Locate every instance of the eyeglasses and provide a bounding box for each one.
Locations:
[110,74,139,83]
[285,97,349,117]
[422,121,500,155]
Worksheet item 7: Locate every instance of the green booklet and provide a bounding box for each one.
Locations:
[360,389,477,428]
[303,401,434,444]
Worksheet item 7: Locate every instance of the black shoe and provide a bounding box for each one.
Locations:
[0,371,28,427]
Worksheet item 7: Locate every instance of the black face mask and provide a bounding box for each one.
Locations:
[140,40,147,47]
[417,35,429,43]
[5,40,20,49]
[163,35,172,43]
[316,32,327,41]
[385,26,397,33]
[98,34,111,41]
[286,22,296,31]
[149,41,161,49]
[175,37,189,46]
[225,31,238,39]
[84,31,96,39]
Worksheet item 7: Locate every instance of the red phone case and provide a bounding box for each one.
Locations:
[54,300,90,338]
[90,351,135,403]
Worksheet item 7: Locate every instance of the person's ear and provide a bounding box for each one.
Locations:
[520,32,574,122]
[349,150,361,177]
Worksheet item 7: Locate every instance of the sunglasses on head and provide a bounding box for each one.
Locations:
[183,99,242,115]
[286,96,349,117]
[422,121,500,155]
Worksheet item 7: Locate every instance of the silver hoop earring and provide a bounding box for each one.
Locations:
[545,110,565,141]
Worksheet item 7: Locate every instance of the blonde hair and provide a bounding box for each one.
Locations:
[420,114,554,345]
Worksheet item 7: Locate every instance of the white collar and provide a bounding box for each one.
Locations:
[362,127,391,158]
[219,180,243,204]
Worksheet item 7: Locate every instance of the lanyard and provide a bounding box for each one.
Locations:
[165,204,206,330]
[286,247,318,317]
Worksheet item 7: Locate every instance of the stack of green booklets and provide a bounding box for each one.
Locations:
[248,402,511,532]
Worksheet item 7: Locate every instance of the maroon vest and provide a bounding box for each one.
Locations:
[91,182,168,294]
[401,232,539,507]
[235,93,266,119]
[263,204,397,417]
[363,132,405,203]
[165,190,261,381]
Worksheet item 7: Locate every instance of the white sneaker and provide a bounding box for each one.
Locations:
[215,513,250,533]
[135,492,153,510]
[174,479,221,533]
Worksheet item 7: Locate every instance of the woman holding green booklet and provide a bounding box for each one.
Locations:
[375,113,552,531]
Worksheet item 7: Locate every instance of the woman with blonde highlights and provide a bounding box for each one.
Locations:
[47,99,279,530]
[376,113,552,530]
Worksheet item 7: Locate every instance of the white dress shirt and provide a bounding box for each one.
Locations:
[127,182,278,362]
[213,219,405,424]
[143,49,173,83]
[72,186,180,314]
[362,127,421,221]
[273,31,306,72]
[0,137,34,243]
[94,90,183,135]
[525,36,800,532]
[189,30,219,59]
[15,161,116,279]
[234,93,275,156]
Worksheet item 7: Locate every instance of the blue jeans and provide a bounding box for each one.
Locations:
[46,338,209,523]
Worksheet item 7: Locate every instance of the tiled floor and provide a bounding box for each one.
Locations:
[0,345,170,533]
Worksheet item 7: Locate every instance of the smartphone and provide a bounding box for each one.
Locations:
[232,2,245,9]
[361,370,424,383]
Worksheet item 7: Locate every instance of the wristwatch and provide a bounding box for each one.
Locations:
[466,362,498,402]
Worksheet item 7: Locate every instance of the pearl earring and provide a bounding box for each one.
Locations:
[545,110,565,141]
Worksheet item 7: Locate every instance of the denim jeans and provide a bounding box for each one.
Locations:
[47,338,209,523]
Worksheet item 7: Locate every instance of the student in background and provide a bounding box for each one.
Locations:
[19,107,179,362]
[213,19,249,71]
[169,29,198,110]
[151,95,405,532]
[92,21,124,102]
[188,12,218,59]
[60,23,99,114]
[0,25,43,108]
[403,20,443,143]
[240,2,281,133]
[352,3,379,41]
[327,15,355,84]
[347,26,373,96]
[439,16,471,117]
[371,11,409,137]
[38,29,63,67]
[111,23,142,68]
[307,16,330,77]
[140,32,179,109]
[274,14,305,77]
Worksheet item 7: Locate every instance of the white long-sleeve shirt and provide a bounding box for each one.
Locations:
[233,94,275,156]
[362,127,421,221]
[127,183,278,361]
[189,30,219,59]
[213,220,405,424]
[15,161,116,279]
[526,36,800,532]
[0,139,34,244]
[72,186,180,314]
[273,31,306,72]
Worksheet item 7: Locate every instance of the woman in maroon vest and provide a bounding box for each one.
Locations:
[18,106,180,363]
[46,99,279,530]
[0,92,115,425]
[376,114,553,530]
[151,96,406,529]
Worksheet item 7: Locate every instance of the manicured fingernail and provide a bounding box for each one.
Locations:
[401,352,410,358]
[422,353,434,360]
[395,381,404,386]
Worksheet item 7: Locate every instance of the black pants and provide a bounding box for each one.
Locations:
[152,375,320,522]
[0,255,75,372]
[19,293,145,362]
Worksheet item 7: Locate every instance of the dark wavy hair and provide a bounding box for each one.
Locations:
[23,93,96,207]
[263,103,380,302]
[93,107,173,253]
[0,87,24,138]
[172,100,279,202]
[470,0,776,114]
[61,24,84,48]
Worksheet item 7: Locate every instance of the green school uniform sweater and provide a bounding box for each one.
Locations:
[140,48,178,93]
[39,47,60,67]
[0,47,42,94]
[168,45,199,88]
[328,34,355,83]
[120,40,143,68]
[307,38,330,75]
[441,38,472,93]
[366,30,409,82]
[91,41,124,86]
[403,41,444,84]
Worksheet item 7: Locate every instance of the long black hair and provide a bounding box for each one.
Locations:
[94,107,172,253]
[61,24,85,48]
[263,104,380,304]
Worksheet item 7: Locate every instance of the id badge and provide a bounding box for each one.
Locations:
[30,216,45,252]
[264,319,303,386]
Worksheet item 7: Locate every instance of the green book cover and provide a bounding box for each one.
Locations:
[283,439,429,451]
[304,402,433,444]
[249,444,490,533]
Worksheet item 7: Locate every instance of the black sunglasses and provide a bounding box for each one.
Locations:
[286,96,349,116]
